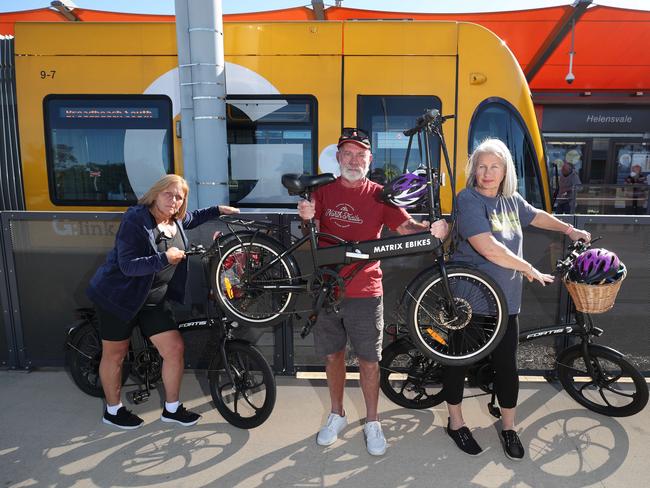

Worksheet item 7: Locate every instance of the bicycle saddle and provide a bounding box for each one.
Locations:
[281,173,335,195]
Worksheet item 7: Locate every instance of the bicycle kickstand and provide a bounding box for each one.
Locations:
[300,314,318,339]
[487,391,501,419]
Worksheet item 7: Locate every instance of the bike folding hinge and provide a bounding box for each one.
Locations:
[487,392,501,419]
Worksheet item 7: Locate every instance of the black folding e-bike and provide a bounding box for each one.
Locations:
[379,239,648,418]
[210,109,508,366]
[66,244,276,429]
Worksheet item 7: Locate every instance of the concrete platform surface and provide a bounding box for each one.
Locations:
[0,370,648,488]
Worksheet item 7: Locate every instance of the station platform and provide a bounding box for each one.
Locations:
[1,370,647,488]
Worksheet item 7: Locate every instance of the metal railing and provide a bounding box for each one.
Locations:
[554,184,649,215]
[1,211,648,374]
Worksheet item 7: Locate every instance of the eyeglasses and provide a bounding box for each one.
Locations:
[161,191,185,202]
[337,127,370,149]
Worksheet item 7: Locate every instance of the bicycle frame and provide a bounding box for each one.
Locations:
[220,220,441,294]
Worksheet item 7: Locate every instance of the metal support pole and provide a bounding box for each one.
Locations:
[175,0,229,210]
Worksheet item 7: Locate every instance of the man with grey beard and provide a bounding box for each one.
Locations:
[298,128,448,456]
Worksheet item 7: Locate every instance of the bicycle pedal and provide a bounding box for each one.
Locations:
[129,390,150,404]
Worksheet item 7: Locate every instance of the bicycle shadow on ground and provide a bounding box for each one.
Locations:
[1,418,250,487]
[0,371,636,488]
[214,404,631,488]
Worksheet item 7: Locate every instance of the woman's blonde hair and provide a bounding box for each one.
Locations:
[465,138,518,197]
[138,174,190,220]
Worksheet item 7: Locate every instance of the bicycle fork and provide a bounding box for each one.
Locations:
[129,331,155,404]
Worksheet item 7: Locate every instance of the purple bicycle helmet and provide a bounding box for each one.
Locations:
[381,168,428,207]
[569,248,621,284]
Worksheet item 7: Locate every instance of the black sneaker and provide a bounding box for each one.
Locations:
[103,407,144,430]
[160,404,201,426]
[501,430,525,461]
[445,418,483,456]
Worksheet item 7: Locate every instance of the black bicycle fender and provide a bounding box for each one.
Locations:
[557,342,626,361]
[211,339,256,369]
[214,231,285,250]
[399,261,481,305]
[65,319,93,342]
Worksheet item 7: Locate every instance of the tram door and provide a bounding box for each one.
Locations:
[340,22,457,204]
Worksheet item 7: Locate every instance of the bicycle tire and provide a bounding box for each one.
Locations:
[211,233,299,327]
[405,265,507,366]
[66,322,130,397]
[208,340,276,429]
[557,343,649,417]
[379,337,445,409]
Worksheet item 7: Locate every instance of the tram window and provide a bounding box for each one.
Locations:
[469,100,543,208]
[44,96,174,206]
[546,142,585,181]
[226,96,316,207]
[357,96,441,184]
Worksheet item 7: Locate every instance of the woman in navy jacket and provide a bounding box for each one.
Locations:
[87,174,238,429]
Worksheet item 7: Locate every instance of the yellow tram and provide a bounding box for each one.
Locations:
[14,20,550,212]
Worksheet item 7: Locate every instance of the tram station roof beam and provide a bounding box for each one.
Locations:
[525,0,591,84]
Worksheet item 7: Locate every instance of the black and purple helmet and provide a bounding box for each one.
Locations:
[569,248,621,284]
[381,169,428,207]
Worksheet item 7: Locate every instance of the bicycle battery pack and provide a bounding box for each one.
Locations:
[316,232,437,266]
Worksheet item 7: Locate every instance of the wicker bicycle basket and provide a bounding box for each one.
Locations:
[563,269,626,314]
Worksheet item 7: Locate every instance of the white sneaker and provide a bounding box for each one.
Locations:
[316,412,347,446]
[364,420,387,456]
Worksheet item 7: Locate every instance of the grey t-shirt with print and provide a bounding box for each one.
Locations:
[452,187,539,314]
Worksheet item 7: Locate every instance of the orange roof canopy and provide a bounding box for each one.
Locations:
[2,4,648,91]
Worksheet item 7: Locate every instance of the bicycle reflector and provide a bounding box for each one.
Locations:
[381,169,429,207]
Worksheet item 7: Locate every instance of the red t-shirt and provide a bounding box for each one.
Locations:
[313,177,410,297]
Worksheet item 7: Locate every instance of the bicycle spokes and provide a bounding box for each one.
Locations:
[215,240,294,323]
[379,338,445,409]
[410,271,504,363]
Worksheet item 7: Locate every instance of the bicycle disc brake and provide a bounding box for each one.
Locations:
[434,297,472,330]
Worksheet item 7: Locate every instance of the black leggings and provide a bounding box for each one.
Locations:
[443,314,520,409]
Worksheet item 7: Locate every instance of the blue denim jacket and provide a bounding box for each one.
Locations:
[86,204,220,321]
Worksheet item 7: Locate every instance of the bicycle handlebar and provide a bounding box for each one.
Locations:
[184,244,206,256]
[554,237,601,275]
[403,109,454,136]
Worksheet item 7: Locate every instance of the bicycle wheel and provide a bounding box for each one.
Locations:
[405,265,507,366]
[208,340,276,429]
[66,322,130,397]
[211,233,299,327]
[379,337,445,409]
[557,344,649,417]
